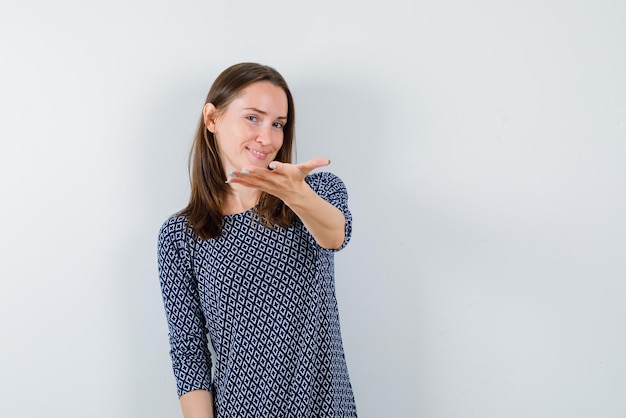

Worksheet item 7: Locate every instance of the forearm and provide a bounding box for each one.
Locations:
[283,184,346,250]
[225,159,348,249]
[180,390,214,418]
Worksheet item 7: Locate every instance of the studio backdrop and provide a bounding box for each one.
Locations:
[1,0,625,417]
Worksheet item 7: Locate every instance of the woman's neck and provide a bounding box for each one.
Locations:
[222,184,261,215]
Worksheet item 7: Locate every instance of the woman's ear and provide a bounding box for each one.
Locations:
[203,103,218,133]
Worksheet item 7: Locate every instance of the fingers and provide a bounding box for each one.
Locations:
[226,157,331,185]
[225,166,276,187]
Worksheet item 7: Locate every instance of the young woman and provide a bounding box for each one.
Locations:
[158,63,357,417]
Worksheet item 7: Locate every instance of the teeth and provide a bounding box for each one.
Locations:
[250,149,266,156]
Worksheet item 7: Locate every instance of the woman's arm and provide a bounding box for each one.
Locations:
[180,390,214,418]
[278,177,345,249]
[158,218,214,405]
[227,158,346,249]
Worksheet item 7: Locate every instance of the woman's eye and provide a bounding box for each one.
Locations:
[273,121,284,129]
[246,115,258,122]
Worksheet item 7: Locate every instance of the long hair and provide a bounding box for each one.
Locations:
[180,63,296,240]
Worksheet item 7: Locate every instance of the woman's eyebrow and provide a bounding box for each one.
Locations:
[244,107,288,120]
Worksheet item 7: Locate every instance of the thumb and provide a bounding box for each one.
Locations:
[297,157,331,175]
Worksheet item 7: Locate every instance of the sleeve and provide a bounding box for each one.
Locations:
[305,172,353,251]
[157,217,213,397]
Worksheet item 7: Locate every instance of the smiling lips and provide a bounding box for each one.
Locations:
[247,147,269,160]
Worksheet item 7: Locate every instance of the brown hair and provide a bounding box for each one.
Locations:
[180,62,296,239]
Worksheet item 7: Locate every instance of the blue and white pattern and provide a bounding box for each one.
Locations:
[158,172,357,417]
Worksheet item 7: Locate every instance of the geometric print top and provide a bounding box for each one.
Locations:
[157,172,358,417]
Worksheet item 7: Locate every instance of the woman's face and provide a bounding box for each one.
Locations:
[206,81,288,175]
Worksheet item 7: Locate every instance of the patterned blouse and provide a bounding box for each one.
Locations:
[157,172,357,417]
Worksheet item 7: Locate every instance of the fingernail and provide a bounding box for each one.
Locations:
[269,164,277,170]
[228,172,237,177]
[240,169,250,174]
[328,159,331,164]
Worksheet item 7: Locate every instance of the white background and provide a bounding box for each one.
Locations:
[2,1,625,417]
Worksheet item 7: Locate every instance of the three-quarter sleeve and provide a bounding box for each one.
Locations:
[157,217,213,396]
[305,172,352,251]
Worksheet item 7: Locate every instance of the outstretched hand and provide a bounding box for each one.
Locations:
[226,157,331,202]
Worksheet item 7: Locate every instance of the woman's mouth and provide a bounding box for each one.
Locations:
[247,147,268,160]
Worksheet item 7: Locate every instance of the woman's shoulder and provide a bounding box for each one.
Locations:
[158,213,191,247]
[160,213,189,230]
[305,171,347,192]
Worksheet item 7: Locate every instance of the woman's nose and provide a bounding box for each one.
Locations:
[255,124,273,145]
